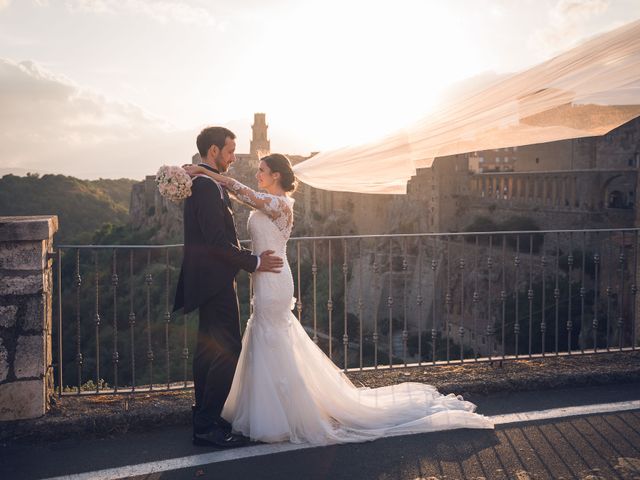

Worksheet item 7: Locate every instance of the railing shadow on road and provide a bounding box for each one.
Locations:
[366,412,639,480]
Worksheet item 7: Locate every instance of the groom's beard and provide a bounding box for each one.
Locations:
[214,155,231,173]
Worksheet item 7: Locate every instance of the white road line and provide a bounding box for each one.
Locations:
[43,443,311,480]
[43,400,640,480]
[490,399,640,425]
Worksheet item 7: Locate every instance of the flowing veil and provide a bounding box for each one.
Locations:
[293,20,640,194]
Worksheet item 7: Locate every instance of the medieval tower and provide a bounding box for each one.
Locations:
[250,113,270,157]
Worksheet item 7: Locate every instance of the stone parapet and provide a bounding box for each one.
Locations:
[0,216,57,421]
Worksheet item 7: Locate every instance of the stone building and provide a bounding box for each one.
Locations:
[460,115,639,232]
[468,148,517,173]
[250,113,270,157]
[399,115,640,235]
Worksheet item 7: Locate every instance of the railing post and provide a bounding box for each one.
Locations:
[342,240,348,372]
[514,235,521,357]
[357,239,363,370]
[94,250,101,393]
[112,249,119,392]
[164,248,171,389]
[0,215,58,420]
[128,250,137,390]
[459,244,466,363]
[327,240,333,360]
[500,235,507,360]
[372,251,379,369]
[56,248,62,397]
[145,251,154,390]
[387,237,394,368]
[312,241,318,344]
[402,238,408,366]
[633,229,639,349]
[472,236,479,360]
[75,249,83,394]
[567,234,574,354]
[431,240,438,365]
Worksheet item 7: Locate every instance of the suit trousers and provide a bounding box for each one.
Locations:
[192,282,242,433]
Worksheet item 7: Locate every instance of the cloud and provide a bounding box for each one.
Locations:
[0,58,194,179]
[61,0,217,27]
[530,0,610,54]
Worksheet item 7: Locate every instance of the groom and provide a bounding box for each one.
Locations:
[174,126,283,448]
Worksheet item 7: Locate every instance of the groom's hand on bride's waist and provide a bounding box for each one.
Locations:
[257,250,283,273]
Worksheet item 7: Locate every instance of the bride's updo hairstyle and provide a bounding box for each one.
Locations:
[262,153,298,193]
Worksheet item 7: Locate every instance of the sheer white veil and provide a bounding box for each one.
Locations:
[293,20,640,194]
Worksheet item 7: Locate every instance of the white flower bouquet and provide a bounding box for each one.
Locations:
[155,165,193,203]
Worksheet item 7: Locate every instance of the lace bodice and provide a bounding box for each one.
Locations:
[226,179,294,242]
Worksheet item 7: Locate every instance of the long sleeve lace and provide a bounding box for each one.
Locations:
[227,179,293,238]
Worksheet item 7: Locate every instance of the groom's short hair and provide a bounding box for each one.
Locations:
[197,127,236,158]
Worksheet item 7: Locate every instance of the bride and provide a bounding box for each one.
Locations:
[184,154,493,445]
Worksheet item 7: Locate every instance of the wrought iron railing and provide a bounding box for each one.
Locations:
[53,228,639,396]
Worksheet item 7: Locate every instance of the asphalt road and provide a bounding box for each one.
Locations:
[2,383,640,480]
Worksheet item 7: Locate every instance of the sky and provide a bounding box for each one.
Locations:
[0,0,639,179]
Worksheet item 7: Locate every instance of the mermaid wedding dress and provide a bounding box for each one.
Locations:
[221,182,493,445]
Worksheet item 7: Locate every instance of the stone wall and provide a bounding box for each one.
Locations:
[462,169,637,231]
[0,216,57,421]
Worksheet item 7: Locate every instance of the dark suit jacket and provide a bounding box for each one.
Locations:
[173,165,257,314]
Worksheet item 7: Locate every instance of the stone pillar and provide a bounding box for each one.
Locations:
[0,216,58,421]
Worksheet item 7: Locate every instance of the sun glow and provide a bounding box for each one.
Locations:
[218,1,485,152]
[5,0,638,178]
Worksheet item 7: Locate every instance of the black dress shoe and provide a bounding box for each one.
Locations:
[191,406,232,434]
[216,416,233,434]
[192,427,248,448]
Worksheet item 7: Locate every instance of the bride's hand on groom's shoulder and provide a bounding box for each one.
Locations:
[182,164,231,186]
[257,250,283,273]
[182,164,203,177]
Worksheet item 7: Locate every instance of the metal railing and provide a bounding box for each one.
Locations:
[53,228,639,396]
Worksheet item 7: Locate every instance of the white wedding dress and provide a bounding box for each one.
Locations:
[221,183,493,445]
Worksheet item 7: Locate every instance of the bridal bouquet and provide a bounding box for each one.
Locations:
[155,165,193,203]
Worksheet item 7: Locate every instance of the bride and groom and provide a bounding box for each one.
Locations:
[173,126,493,448]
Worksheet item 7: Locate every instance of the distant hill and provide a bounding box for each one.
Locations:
[0,174,137,243]
[0,167,31,177]
[90,177,138,209]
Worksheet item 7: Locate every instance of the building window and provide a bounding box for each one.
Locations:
[535,157,540,164]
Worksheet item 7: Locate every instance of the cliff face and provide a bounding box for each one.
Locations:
[129,175,184,243]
